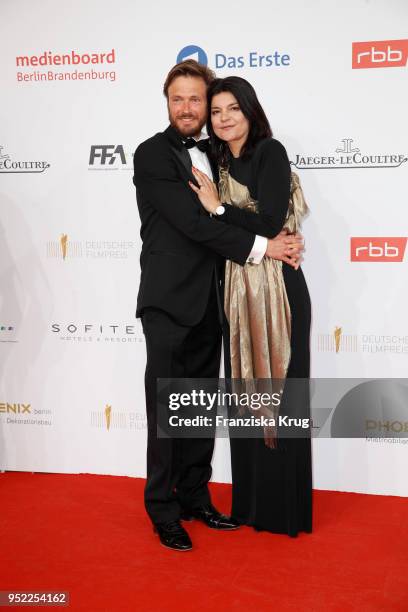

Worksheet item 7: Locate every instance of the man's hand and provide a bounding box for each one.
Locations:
[266,231,304,269]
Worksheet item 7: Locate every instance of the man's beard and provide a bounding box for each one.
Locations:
[169,112,206,138]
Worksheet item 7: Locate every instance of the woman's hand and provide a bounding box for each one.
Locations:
[189,166,221,214]
[266,231,304,270]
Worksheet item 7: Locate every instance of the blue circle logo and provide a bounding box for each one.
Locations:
[177,45,208,66]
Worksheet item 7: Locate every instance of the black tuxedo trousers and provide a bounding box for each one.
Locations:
[141,283,221,524]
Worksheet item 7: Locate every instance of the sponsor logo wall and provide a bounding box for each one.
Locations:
[1,0,407,496]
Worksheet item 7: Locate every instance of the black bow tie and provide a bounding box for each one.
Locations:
[183,138,210,153]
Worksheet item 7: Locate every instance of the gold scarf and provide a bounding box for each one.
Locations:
[219,168,308,447]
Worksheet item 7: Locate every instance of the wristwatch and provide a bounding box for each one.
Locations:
[215,205,226,216]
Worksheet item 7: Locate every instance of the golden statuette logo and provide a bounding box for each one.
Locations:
[334,326,342,353]
[105,404,112,430]
[60,234,68,260]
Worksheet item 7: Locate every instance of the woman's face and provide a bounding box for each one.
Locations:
[210,91,249,153]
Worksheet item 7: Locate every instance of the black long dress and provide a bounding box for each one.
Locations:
[219,138,312,537]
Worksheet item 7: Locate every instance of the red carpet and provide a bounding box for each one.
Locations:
[1,472,407,611]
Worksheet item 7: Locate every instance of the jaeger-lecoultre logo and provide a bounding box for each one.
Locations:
[0,145,50,173]
[291,138,407,170]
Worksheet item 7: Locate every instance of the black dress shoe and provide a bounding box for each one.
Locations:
[181,505,240,530]
[153,520,192,551]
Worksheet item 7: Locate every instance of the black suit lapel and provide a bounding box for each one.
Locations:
[171,145,195,183]
[163,125,211,216]
[164,125,196,184]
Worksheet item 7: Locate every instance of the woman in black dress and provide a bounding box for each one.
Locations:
[190,76,312,537]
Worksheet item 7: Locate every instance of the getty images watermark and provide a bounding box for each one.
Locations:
[155,378,408,440]
[167,388,309,430]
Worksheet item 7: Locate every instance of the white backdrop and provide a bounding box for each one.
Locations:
[1,0,407,496]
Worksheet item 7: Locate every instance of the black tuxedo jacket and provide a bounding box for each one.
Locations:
[133,125,255,326]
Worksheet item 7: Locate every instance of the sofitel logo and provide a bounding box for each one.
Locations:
[88,145,132,171]
[291,138,407,170]
[350,237,407,262]
[352,39,408,69]
[51,322,144,343]
[0,145,50,173]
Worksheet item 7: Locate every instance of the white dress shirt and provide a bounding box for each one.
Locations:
[185,132,267,264]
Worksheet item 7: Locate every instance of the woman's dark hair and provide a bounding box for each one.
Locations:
[207,76,272,166]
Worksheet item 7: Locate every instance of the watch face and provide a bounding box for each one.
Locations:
[216,205,225,215]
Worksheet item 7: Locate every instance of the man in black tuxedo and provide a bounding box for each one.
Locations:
[133,60,302,551]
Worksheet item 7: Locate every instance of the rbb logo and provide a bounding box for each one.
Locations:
[350,237,407,262]
[352,39,408,69]
[89,145,126,165]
